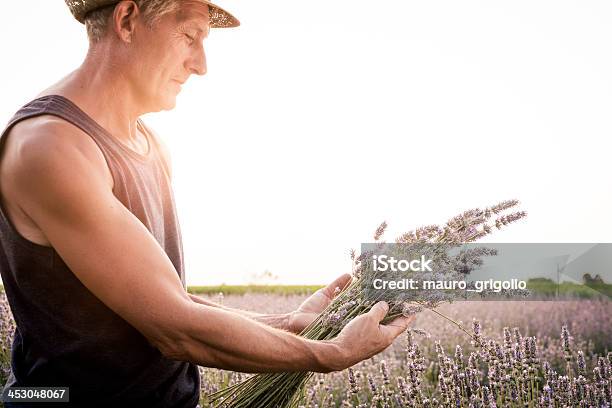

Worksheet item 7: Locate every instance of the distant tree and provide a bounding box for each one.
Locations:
[248,269,279,285]
[583,273,605,285]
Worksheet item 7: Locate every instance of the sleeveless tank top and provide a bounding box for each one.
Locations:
[0,95,200,407]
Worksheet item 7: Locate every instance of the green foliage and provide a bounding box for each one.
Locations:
[526,278,612,298]
[187,285,324,296]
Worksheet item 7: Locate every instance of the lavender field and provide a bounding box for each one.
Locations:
[1,293,611,407]
[197,294,611,407]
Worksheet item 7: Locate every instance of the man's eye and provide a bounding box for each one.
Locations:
[184,34,195,44]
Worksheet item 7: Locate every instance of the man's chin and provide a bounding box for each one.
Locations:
[163,98,178,111]
[151,95,178,112]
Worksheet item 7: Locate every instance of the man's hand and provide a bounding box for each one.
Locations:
[287,273,352,333]
[325,301,415,371]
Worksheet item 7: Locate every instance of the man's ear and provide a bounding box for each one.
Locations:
[111,1,141,43]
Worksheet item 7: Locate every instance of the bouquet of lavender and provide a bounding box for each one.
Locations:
[208,200,527,407]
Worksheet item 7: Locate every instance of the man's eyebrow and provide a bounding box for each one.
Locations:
[195,27,210,37]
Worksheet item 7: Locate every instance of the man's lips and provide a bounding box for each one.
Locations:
[171,79,185,92]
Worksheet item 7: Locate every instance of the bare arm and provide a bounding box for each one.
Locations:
[5,120,412,373]
[188,294,291,331]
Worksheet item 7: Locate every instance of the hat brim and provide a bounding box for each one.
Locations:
[206,1,240,28]
[66,0,240,28]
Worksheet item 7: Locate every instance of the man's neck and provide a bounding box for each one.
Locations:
[40,47,147,148]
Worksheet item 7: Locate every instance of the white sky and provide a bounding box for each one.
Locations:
[1,1,611,285]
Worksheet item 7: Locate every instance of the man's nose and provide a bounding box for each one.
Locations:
[187,45,207,76]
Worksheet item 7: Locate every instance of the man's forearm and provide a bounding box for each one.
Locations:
[172,301,343,373]
[188,294,291,331]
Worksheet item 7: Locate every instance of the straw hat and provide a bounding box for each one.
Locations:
[65,0,240,28]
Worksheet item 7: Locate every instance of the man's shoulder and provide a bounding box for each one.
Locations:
[2,115,111,186]
[7,114,96,154]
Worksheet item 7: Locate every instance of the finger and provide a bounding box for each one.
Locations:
[381,315,415,340]
[322,273,352,298]
[367,301,389,322]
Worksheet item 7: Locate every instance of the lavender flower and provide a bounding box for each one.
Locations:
[562,325,572,363]
[577,350,586,376]
[380,360,390,385]
[347,368,359,394]
[503,327,512,350]
[374,221,388,241]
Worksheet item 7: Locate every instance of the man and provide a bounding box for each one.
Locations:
[0,1,413,406]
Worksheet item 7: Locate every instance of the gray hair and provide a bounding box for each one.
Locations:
[85,0,183,43]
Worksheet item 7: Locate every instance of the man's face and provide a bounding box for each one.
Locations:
[128,1,210,111]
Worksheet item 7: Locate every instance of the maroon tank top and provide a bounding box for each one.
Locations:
[0,95,200,407]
